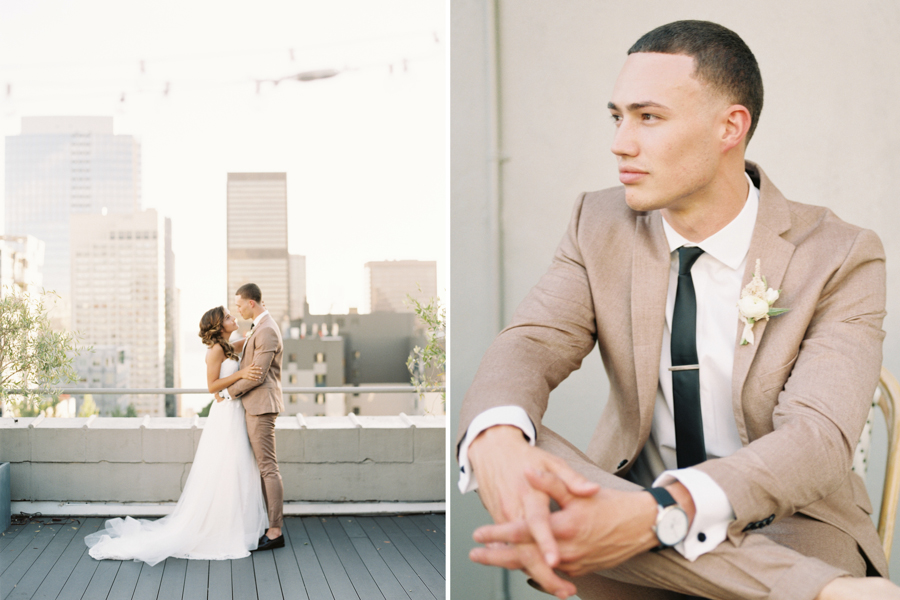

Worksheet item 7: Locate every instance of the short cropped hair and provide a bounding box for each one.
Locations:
[628,20,763,142]
[235,283,262,303]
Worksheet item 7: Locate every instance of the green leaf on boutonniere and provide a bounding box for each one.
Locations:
[767,307,790,317]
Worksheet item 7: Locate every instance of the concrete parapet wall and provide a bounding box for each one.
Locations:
[0,415,445,503]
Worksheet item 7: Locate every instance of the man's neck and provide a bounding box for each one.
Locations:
[662,163,750,243]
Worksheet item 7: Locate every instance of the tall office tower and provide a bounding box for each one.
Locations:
[363,260,438,313]
[0,235,45,295]
[226,173,289,322]
[4,116,141,330]
[289,253,306,320]
[71,209,166,416]
[164,218,181,417]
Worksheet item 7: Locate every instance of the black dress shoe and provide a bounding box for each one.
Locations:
[252,534,285,552]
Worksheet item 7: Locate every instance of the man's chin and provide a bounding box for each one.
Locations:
[624,190,656,213]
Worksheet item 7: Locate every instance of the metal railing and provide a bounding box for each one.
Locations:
[7,385,444,395]
[48,385,445,396]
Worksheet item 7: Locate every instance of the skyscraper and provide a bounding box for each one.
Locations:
[289,253,306,320]
[363,260,437,313]
[4,116,141,329]
[70,209,166,416]
[164,218,181,417]
[226,173,289,322]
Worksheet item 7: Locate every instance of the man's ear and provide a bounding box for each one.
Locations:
[721,104,752,152]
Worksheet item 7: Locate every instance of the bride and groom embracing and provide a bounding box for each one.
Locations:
[85,283,286,565]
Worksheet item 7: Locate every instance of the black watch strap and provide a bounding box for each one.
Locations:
[647,486,676,508]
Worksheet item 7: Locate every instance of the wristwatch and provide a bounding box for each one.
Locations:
[647,487,689,548]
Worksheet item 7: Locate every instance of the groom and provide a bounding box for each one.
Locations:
[228,282,285,551]
[460,20,893,600]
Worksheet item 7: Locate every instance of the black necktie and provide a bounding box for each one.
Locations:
[671,246,706,468]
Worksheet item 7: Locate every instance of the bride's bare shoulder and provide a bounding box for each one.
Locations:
[206,344,226,364]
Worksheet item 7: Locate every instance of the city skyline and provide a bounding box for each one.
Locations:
[0,0,446,397]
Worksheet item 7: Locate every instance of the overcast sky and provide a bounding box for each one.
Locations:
[0,0,446,401]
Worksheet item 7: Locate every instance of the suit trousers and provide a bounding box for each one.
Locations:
[534,427,864,600]
[246,412,284,528]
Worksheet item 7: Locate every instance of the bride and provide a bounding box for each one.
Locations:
[85,306,269,565]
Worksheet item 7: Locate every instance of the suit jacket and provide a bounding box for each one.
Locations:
[457,161,888,575]
[228,313,285,416]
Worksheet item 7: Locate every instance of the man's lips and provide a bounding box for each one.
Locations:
[618,169,647,184]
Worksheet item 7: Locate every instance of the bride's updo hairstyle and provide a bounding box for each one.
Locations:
[199,306,239,360]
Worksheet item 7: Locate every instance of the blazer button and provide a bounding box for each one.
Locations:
[617,459,628,469]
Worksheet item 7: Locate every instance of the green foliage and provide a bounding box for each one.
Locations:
[77,395,99,417]
[0,288,89,417]
[109,403,137,418]
[198,399,213,417]
[405,291,446,405]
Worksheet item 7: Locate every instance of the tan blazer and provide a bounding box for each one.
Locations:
[458,162,888,575]
[228,313,284,416]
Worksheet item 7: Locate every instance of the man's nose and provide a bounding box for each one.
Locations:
[610,119,638,157]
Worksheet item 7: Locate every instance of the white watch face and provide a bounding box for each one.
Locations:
[656,506,689,546]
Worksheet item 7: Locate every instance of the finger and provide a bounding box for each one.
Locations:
[522,489,559,566]
[544,457,600,497]
[470,544,576,599]
[469,543,525,570]
[525,468,577,508]
[473,520,533,545]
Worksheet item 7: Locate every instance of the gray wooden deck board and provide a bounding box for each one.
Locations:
[31,518,102,600]
[206,559,231,599]
[106,560,142,600]
[271,538,308,600]
[81,559,120,599]
[6,522,81,600]
[426,513,445,534]
[356,516,439,600]
[250,545,284,600]
[410,514,445,553]
[373,516,445,597]
[391,516,446,574]
[181,559,208,600]
[320,517,385,600]
[285,518,330,600]
[303,516,360,599]
[158,557,187,600]
[1,523,62,597]
[1,513,445,599]
[230,555,258,600]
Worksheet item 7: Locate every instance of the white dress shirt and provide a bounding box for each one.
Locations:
[458,174,760,561]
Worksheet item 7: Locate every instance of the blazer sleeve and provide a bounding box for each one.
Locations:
[457,193,600,451]
[696,227,886,537]
[227,327,279,398]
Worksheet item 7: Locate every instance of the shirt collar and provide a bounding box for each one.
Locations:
[252,310,269,328]
[662,172,759,270]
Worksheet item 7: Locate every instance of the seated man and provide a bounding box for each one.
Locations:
[458,19,898,600]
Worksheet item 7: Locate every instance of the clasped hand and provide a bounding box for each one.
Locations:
[467,426,658,599]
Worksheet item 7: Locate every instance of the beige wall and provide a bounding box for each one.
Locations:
[451,1,900,597]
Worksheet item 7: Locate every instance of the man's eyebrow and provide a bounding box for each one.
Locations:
[607,101,669,111]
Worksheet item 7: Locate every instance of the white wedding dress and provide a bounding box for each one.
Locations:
[85,358,269,566]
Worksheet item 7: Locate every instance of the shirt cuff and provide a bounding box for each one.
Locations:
[654,468,735,561]
[457,406,536,494]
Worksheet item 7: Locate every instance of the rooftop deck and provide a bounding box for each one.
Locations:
[0,513,445,599]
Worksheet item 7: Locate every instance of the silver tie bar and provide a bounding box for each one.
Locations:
[668,364,700,371]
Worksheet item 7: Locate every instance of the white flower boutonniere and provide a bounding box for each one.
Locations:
[738,259,789,345]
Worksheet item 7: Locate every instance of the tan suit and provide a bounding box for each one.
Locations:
[228,312,284,528]
[458,162,888,598]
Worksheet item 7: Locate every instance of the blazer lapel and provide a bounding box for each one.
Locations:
[731,162,796,442]
[631,210,671,442]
